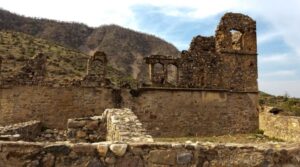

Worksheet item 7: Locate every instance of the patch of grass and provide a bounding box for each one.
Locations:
[259,91,300,116]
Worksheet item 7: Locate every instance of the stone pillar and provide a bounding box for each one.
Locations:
[163,64,167,84]
[176,66,179,85]
[149,63,154,82]
[0,57,2,76]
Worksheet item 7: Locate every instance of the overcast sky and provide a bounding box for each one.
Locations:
[1,0,300,97]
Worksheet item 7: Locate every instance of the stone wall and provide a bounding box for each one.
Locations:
[105,108,153,142]
[0,86,259,137]
[260,107,300,142]
[0,86,114,129]
[124,88,259,137]
[67,108,153,143]
[144,13,258,92]
[0,141,299,167]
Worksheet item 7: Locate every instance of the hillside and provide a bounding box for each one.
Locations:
[259,92,300,116]
[0,9,180,79]
[0,31,125,84]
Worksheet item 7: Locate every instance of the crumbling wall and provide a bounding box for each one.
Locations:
[144,13,258,92]
[13,53,47,85]
[0,141,299,167]
[0,120,41,141]
[260,107,300,142]
[81,51,109,87]
[67,116,106,143]
[67,108,153,143]
[105,108,153,142]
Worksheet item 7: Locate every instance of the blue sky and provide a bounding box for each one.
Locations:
[1,0,300,97]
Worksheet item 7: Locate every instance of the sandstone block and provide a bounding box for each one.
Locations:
[177,152,193,165]
[109,144,128,157]
[97,143,109,157]
[85,121,99,130]
[72,143,97,155]
[67,119,86,128]
[76,130,87,138]
[148,150,176,165]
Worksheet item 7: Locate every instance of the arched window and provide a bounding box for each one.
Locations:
[230,29,243,51]
[167,64,177,84]
[153,63,164,84]
[153,63,163,74]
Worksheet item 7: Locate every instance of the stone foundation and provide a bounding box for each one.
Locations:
[0,141,299,167]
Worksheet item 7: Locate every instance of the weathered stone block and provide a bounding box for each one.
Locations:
[177,152,193,165]
[148,150,176,165]
[110,144,128,157]
[97,143,109,157]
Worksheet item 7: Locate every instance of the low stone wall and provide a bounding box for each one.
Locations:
[260,107,300,142]
[0,120,41,141]
[67,116,106,142]
[67,108,153,143]
[105,108,153,142]
[0,141,299,167]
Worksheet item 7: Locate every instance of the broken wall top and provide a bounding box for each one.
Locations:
[144,12,258,92]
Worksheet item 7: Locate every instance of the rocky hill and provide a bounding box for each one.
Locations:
[0,9,180,80]
[0,31,125,84]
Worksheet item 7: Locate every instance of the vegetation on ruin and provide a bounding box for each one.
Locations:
[259,91,300,116]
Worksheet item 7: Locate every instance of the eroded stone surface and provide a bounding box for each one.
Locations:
[260,106,300,142]
[0,141,297,167]
[144,13,257,92]
[109,143,128,157]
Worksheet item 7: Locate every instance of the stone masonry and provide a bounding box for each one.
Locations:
[0,120,42,141]
[260,106,300,142]
[145,13,257,92]
[67,108,153,143]
[67,116,106,143]
[0,12,259,137]
[0,141,300,167]
[105,108,154,142]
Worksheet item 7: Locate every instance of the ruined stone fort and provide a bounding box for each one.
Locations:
[0,13,299,167]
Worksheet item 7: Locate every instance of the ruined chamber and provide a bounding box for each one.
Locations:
[0,13,259,137]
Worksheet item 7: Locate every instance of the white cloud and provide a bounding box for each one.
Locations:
[258,31,282,45]
[259,53,288,63]
[261,70,296,77]
[244,0,300,57]
[259,80,300,97]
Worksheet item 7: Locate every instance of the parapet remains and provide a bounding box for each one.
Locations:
[0,13,259,137]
